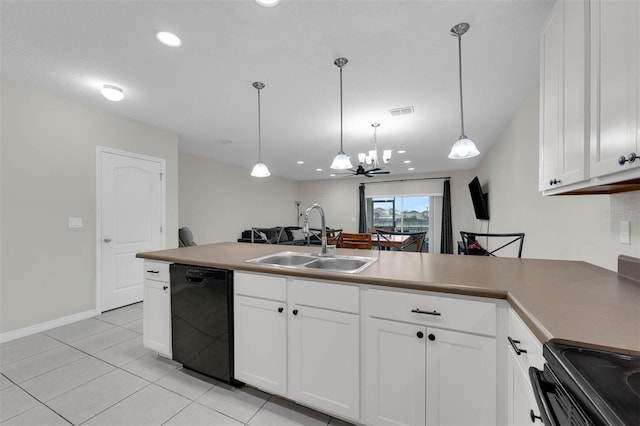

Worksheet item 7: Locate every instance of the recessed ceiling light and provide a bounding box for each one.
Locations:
[408,167,415,171]
[397,150,406,154]
[255,0,280,7]
[403,160,412,164]
[101,84,124,102]
[316,168,323,172]
[330,174,336,177]
[297,161,304,164]
[217,139,234,144]
[156,31,182,47]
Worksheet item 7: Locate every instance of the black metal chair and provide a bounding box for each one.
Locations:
[459,231,525,258]
[375,230,426,252]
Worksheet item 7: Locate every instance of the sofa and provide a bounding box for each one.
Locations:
[237,226,341,246]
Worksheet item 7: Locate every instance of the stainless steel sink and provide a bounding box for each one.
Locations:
[252,253,314,266]
[246,251,376,274]
[304,257,371,272]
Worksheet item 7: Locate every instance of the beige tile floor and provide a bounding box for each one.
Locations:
[0,303,354,425]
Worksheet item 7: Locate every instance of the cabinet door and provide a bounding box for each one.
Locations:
[234,295,287,395]
[289,305,359,421]
[365,317,426,426]
[142,279,172,358]
[507,350,541,426]
[539,0,587,191]
[590,0,640,177]
[425,328,496,426]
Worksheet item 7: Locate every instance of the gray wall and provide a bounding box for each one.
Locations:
[178,152,300,244]
[474,88,639,270]
[0,80,179,334]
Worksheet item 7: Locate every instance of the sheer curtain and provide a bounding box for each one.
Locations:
[440,179,453,254]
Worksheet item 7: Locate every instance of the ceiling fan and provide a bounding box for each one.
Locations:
[336,164,391,178]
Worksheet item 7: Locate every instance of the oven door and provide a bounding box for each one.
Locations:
[529,366,594,426]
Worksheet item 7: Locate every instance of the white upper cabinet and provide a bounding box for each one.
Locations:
[540,0,640,195]
[539,0,588,192]
[590,0,640,178]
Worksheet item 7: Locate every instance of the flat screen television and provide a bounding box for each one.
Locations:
[468,176,489,220]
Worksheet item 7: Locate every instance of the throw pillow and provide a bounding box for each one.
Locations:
[291,229,305,241]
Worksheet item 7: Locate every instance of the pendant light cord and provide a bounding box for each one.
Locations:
[339,64,344,152]
[257,87,262,161]
[457,33,466,138]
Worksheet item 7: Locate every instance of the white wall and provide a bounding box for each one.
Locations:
[475,88,640,270]
[0,80,179,334]
[178,152,299,244]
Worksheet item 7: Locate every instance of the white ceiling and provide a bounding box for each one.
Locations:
[0,0,554,181]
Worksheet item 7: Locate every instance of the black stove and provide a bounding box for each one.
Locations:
[530,342,640,425]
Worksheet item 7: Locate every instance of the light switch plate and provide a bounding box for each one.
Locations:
[68,217,83,229]
[619,220,630,244]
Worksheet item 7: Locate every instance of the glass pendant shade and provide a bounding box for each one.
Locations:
[331,152,353,170]
[251,162,271,177]
[448,136,480,159]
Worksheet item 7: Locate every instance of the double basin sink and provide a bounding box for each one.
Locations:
[246,251,377,274]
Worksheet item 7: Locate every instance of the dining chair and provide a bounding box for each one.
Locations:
[338,232,373,249]
[459,231,525,258]
[375,230,426,252]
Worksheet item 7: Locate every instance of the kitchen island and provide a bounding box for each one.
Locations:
[137,242,639,425]
[137,242,640,355]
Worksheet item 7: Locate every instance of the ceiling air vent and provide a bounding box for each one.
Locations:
[389,106,414,117]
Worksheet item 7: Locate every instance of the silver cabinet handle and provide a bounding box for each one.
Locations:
[103,237,112,243]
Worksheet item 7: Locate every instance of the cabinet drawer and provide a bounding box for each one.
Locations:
[235,272,287,302]
[507,309,544,370]
[367,288,496,336]
[291,279,359,314]
[143,260,170,282]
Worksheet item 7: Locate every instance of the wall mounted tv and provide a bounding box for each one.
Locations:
[468,176,489,220]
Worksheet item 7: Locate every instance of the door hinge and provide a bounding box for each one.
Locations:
[159,173,163,181]
[160,226,163,233]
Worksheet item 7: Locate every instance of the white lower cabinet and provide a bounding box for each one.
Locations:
[365,288,497,426]
[234,295,287,395]
[506,309,545,426]
[289,305,359,420]
[365,318,427,426]
[425,328,496,426]
[233,272,360,421]
[508,351,540,426]
[142,260,172,358]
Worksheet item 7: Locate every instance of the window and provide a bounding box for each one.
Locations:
[366,196,429,233]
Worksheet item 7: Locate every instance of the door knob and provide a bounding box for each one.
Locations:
[103,237,112,243]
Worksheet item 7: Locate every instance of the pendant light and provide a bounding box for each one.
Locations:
[330,57,353,170]
[250,81,270,177]
[448,23,480,160]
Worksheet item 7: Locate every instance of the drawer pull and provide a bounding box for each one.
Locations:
[278,307,284,313]
[146,270,160,274]
[416,331,424,339]
[530,409,542,423]
[411,308,441,316]
[508,336,528,355]
[163,286,168,291]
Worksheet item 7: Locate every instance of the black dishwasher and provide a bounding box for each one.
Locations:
[169,264,239,385]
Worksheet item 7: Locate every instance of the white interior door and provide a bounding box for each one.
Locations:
[98,149,164,312]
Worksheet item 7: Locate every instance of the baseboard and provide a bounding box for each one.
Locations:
[0,309,97,344]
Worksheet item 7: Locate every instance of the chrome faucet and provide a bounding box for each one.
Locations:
[303,203,329,256]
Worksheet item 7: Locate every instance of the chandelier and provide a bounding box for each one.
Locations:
[358,123,392,170]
